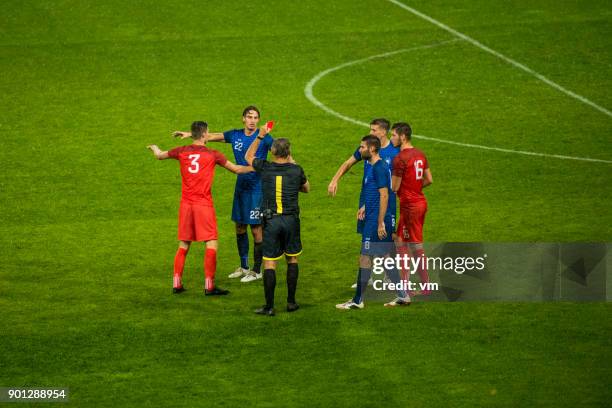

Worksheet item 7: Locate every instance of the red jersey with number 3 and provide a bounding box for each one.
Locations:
[392,147,428,207]
[168,145,227,205]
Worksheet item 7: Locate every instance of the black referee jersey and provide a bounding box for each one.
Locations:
[252,158,307,215]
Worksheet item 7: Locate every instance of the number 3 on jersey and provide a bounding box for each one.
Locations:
[188,154,200,174]
[414,159,424,180]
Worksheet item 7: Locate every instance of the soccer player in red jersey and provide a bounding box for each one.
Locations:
[390,122,433,296]
[147,121,254,295]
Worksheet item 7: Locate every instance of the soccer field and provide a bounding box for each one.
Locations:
[1,0,611,406]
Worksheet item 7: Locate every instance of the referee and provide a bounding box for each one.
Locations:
[245,126,309,316]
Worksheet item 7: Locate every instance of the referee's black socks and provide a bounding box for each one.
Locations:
[287,263,299,304]
[263,269,276,308]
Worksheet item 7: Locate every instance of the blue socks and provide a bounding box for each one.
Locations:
[353,267,372,304]
[237,232,249,269]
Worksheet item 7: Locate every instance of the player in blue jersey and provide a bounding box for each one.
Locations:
[174,106,273,282]
[327,118,399,287]
[335,136,410,309]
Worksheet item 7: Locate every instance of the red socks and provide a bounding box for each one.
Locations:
[173,247,188,288]
[413,246,430,295]
[173,247,217,291]
[397,244,411,283]
[204,248,217,291]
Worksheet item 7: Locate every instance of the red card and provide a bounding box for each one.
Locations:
[265,121,275,131]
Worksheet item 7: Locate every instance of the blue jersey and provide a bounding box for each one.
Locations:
[361,159,392,221]
[354,141,398,218]
[224,128,273,191]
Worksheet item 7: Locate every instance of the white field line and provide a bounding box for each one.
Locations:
[304,41,612,164]
[386,0,612,118]
[305,39,460,126]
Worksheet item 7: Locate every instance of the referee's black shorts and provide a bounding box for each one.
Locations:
[262,214,302,261]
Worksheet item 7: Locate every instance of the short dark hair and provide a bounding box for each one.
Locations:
[370,118,390,133]
[392,122,412,141]
[191,121,208,140]
[361,135,380,153]
[272,138,291,158]
[242,105,260,118]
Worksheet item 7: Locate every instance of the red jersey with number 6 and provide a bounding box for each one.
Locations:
[392,147,428,207]
[168,145,227,205]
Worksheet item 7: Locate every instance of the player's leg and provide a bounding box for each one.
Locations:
[336,231,373,309]
[383,243,411,307]
[241,191,264,282]
[192,204,229,296]
[350,215,371,289]
[375,226,410,307]
[353,253,373,305]
[408,204,429,296]
[350,260,371,288]
[230,187,251,278]
[203,239,229,296]
[230,223,250,278]
[353,219,394,305]
[173,240,191,293]
[241,223,263,282]
[174,202,196,293]
[396,211,412,283]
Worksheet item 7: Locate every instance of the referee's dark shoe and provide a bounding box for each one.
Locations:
[255,306,275,316]
[286,303,300,312]
[204,287,230,296]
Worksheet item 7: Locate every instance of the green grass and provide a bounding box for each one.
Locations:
[0,0,610,406]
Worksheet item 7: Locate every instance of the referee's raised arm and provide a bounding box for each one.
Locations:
[245,125,269,166]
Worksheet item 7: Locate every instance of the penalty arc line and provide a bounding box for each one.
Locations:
[386,0,612,119]
[304,41,612,164]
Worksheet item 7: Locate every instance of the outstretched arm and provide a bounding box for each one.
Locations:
[328,155,358,196]
[173,131,225,142]
[147,145,169,160]
[222,161,254,174]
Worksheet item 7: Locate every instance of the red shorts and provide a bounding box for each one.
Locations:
[178,202,217,242]
[397,203,427,243]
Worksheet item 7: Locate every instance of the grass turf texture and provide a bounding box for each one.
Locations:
[1,0,610,406]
